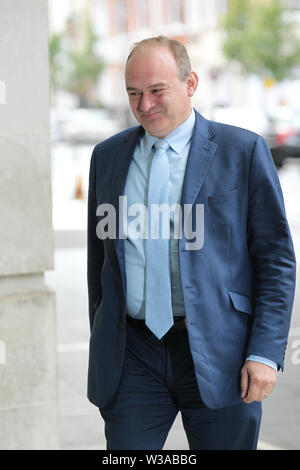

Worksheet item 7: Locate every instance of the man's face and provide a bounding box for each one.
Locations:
[125,46,198,138]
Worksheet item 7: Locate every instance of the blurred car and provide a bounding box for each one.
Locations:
[202,106,270,136]
[51,107,121,144]
[264,107,300,168]
[203,105,300,169]
[50,107,71,142]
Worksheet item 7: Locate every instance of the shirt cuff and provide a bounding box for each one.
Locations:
[246,355,278,373]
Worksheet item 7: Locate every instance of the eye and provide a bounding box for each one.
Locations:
[128,91,141,97]
[152,89,163,94]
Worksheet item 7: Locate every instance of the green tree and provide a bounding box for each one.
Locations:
[223,0,300,82]
[49,16,104,107]
[49,31,65,99]
[66,18,104,107]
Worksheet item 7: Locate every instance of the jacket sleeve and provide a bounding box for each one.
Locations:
[246,135,296,370]
[87,147,104,331]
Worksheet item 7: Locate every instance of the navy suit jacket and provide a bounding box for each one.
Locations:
[87,110,296,410]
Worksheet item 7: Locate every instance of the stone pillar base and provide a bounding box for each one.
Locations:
[0,278,59,450]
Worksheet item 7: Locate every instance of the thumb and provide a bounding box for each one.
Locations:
[240,364,249,399]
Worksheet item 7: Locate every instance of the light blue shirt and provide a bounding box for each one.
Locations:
[123,108,277,372]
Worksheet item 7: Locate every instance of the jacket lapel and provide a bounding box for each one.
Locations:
[111,126,143,209]
[112,126,142,295]
[180,110,217,213]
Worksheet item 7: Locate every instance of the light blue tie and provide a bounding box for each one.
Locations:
[145,139,174,339]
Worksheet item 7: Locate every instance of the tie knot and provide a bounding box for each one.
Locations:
[154,139,169,151]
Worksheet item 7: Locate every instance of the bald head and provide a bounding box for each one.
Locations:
[126,36,191,82]
[125,37,198,138]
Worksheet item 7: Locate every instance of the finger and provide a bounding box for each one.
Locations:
[255,373,277,401]
[240,366,249,399]
[242,378,260,404]
[257,386,273,401]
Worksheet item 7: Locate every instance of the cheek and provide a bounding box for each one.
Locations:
[161,93,179,109]
[129,99,137,109]
[155,96,172,113]
[130,101,141,116]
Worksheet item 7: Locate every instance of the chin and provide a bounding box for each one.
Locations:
[142,118,168,137]
[145,126,166,138]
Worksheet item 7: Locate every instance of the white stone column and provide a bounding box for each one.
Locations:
[0,0,59,449]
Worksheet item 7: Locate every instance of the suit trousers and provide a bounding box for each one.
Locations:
[99,315,262,450]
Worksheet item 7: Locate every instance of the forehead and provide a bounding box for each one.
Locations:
[125,45,180,87]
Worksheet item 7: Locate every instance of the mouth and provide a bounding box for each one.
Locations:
[140,111,161,119]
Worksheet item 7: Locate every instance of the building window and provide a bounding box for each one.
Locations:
[215,0,228,16]
[170,0,185,23]
[137,0,148,29]
[284,0,300,9]
[119,0,129,33]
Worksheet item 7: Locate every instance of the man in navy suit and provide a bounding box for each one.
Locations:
[87,36,296,449]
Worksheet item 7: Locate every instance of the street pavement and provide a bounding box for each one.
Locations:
[45,156,300,450]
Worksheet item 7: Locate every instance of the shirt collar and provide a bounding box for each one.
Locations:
[142,108,195,155]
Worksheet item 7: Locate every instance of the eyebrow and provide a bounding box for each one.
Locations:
[149,82,168,89]
[126,82,168,92]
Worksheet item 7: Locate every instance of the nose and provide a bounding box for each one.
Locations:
[138,93,155,113]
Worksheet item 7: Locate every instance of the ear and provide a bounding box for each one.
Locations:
[185,71,198,97]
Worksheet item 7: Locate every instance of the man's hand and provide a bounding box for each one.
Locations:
[240,361,277,404]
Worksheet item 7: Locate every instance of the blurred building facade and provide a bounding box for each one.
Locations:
[92,0,229,121]
[48,0,230,120]
[93,0,300,123]
[49,0,300,130]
